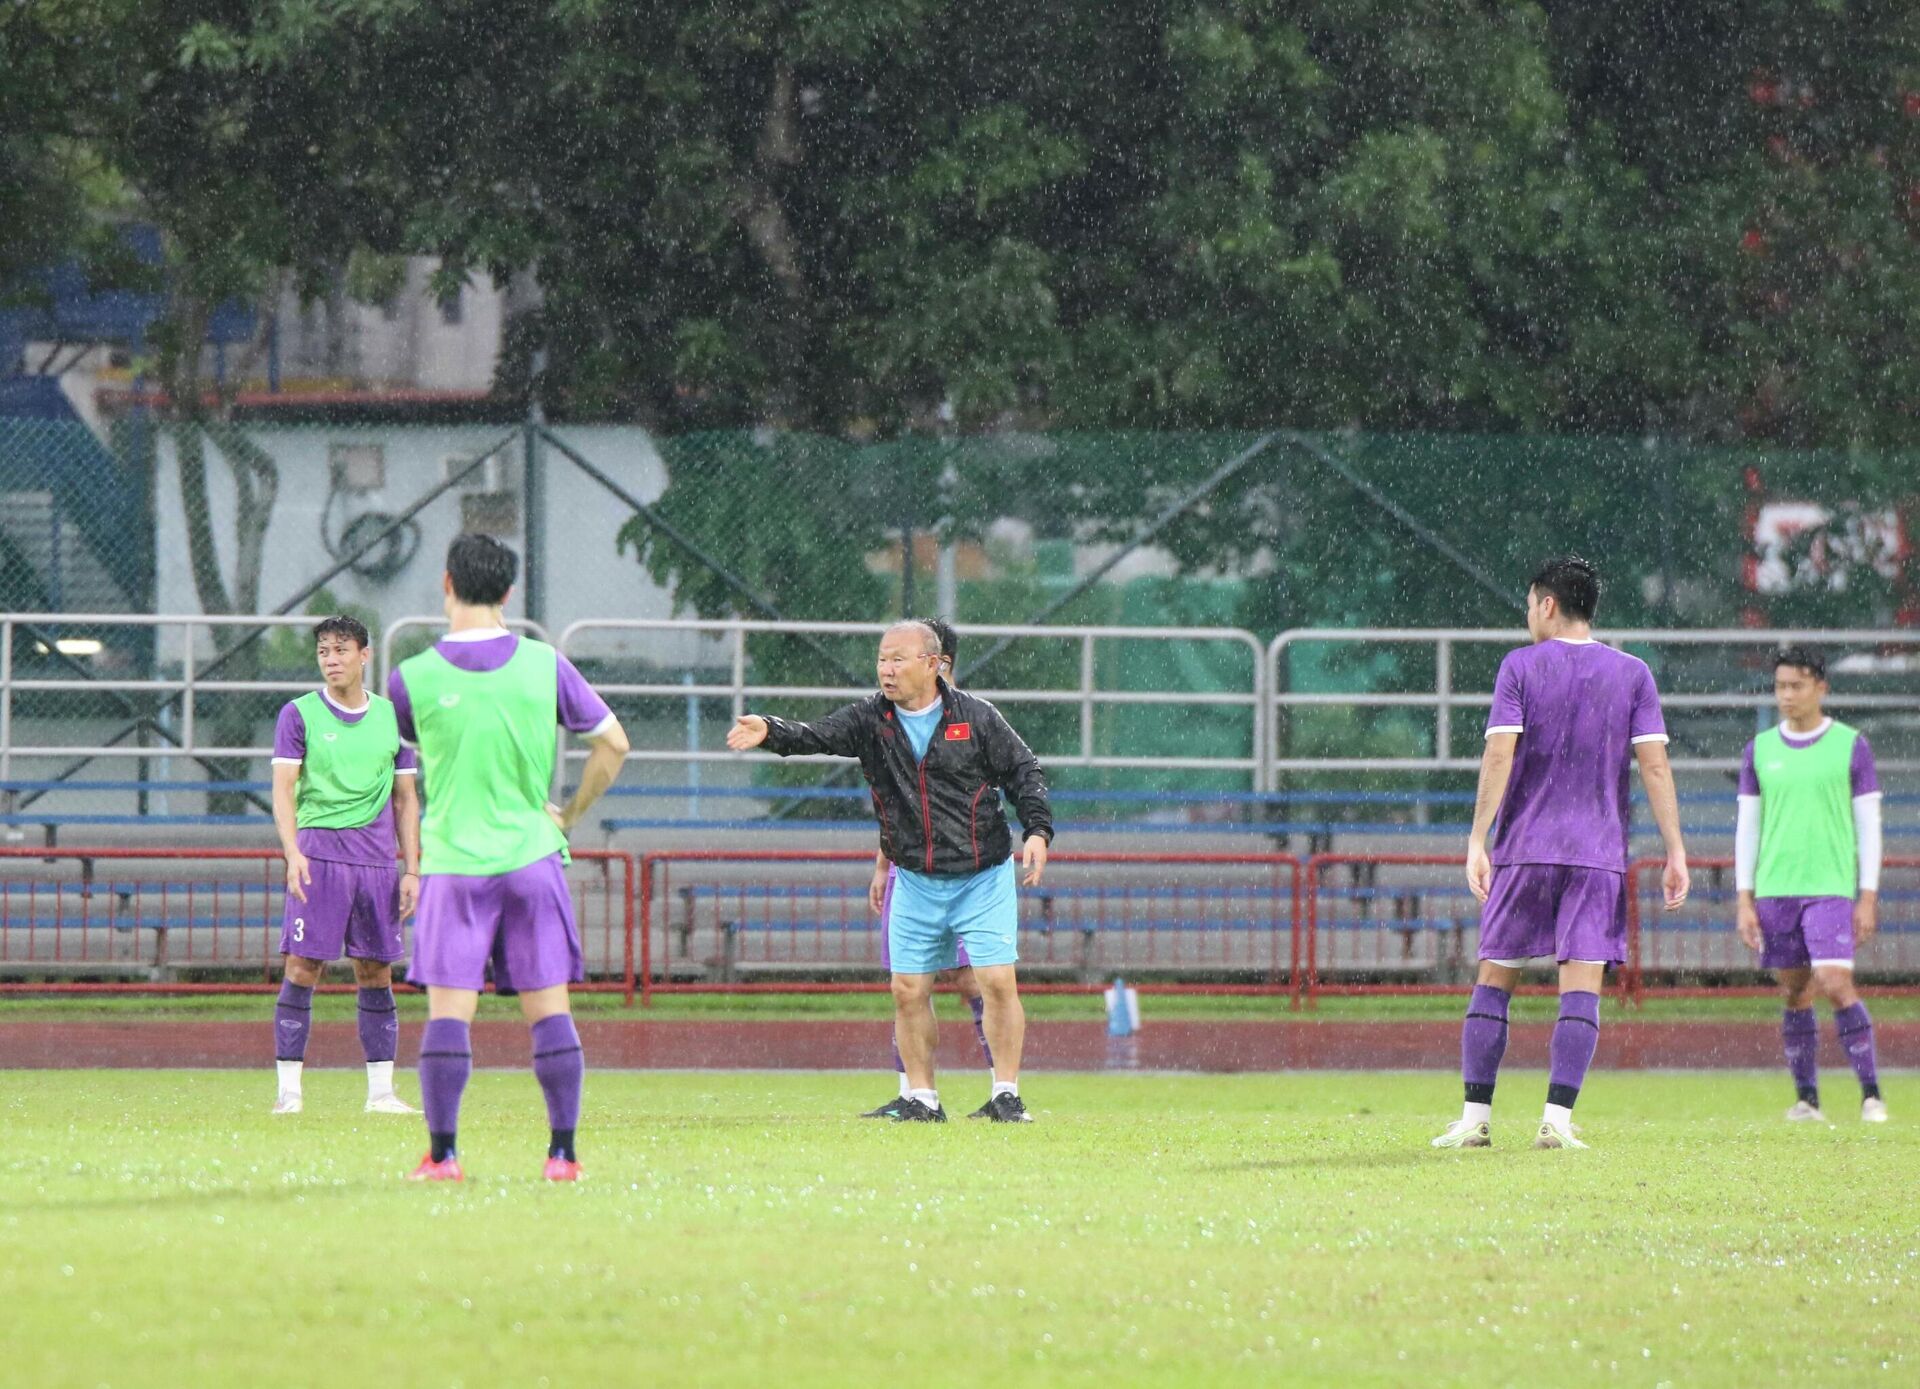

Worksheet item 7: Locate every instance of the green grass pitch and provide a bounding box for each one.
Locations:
[3,1071,1914,1387]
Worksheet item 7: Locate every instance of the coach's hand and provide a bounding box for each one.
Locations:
[1854,890,1879,945]
[1662,852,1690,912]
[1021,834,1049,887]
[285,849,311,904]
[1465,841,1493,903]
[869,863,890,914]
[727,715,769,751]
[1735,895,1762,951]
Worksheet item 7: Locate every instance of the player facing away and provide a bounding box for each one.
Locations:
[1432,557,1690,1152]
[270,615,422,1115]
[1735,646,1888,1123]
[861,618,997,1120]
[728,620,1052,1122]
[391,534,630,1181]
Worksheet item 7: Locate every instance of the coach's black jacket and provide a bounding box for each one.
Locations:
[758,680,1053,877]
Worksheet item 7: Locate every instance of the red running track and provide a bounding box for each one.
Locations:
[3,1019,1916,1070]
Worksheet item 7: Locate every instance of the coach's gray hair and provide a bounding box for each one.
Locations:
[881,620,942,656]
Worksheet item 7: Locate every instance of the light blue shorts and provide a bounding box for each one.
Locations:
[887,859,1019,975]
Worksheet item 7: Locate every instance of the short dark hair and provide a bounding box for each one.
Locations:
[924,617,958,669]
[1773,644,1827,682]
[312,614,369,649]
[446,533,518,606]
[1529,555,1600,622]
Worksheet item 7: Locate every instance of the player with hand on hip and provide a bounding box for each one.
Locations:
[392,534,630,1181]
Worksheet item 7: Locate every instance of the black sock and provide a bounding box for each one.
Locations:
[1798,1085,1821,1107]
[549,1128,576,1161]
[1464,1082,1495,1106]
[1862,1082,1880,1102]
[430,1131,458,1163]
[1545,1083,1580,1110]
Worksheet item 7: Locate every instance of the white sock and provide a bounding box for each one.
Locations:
[1460,1101,1491,1126]
[1542,1102,1575,1130]
[992,1079,1019,1100]
[276,1059,303,1094]
[366,1060,395,1097]
[910,1088,940,1112]
[897,1071,911,1100]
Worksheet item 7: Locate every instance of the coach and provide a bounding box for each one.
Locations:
[727,620,1053,1123]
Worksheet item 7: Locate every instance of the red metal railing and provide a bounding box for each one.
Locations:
[1627,854,1920,999]
[634,850,1301,1006]
[0,846,636,995]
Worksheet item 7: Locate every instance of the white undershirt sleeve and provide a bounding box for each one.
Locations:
[1855,792,1883,893]
[1734,795,1761,892]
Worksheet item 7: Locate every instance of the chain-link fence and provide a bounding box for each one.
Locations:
[1,411,1916,821]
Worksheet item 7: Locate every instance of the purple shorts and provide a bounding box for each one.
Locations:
[877,869,971,973]
[281,859,403,962]
[409,853,582,994]
[1757,896,1855,970]
[1478,863,1627,966]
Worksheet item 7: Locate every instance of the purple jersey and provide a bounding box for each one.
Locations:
[387,629,612,743]
[1484,638,1667,873]
[272,692,417,867]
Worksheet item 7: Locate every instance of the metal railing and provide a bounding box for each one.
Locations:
[557,618,1269,787]
[0,613,331,785]
[1269,627,1920,778]
[4,615,1918,809]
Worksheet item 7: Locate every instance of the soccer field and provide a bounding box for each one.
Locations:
[2,1071,1913,1388]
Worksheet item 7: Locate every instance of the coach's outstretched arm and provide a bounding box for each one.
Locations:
[1465,732,1517,903]
[983,705,1053,885]
[727,701,869,759]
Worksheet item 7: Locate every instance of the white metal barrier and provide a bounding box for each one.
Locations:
[1269,627,1920,778]
[557,619,1269,787]
[0,613,333,780]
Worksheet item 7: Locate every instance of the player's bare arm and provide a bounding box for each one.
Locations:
[271,761,310,904]
[1854,889,1878,944]
[1465,732,1517,903]
[1633,739,1690,909]
[554,716,631,833]
[393,770,422,919]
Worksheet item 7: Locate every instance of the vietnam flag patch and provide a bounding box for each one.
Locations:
[945,723,972,741]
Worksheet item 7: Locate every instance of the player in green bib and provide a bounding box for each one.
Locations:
[389,534,629,1182]
[1735,646,1887,1123]
[269,615,421,1116]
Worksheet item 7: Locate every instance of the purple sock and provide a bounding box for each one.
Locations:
[1834,1002,1880,1101]
[356,986,398,1064]
[1547,990,1601,1110]
[1460,984,1509,1105]
[418,1018,472,1160]
[274,980,313,1062]
[968,994,994,1069]
[531,1014,584,1158]
[1782,1007,1819,1105]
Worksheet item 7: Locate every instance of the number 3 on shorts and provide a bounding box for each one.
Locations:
[292,917,305,943]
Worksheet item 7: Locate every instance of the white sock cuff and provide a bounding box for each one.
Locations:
[1461,1101,1491,1126]
[991,1079,1019,1099]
